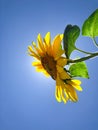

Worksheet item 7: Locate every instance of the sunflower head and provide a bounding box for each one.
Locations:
[28,32,65,79]
[28,32,82,104]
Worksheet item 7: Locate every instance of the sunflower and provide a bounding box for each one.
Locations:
[28,32,82,104]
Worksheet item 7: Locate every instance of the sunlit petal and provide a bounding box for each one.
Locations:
[44,32,51,46]
[67,80,82,91]
[37,33,46,52]
[28,46,40,60]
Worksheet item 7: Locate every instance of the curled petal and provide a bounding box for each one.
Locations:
[65,84,78,102]
[61,91,68,104]
[55,86,62,102]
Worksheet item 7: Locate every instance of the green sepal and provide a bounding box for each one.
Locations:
[82,9,98,38]
[63,24,80,58]
[69,61,89,78]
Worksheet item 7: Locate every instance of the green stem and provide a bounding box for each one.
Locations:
[75,47,93,54]
[68,52,98,63]
[92,38,98,48]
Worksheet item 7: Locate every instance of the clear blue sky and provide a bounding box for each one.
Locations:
[0,0,98,130]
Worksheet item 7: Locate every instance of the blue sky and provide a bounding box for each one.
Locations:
[0,0,98,130]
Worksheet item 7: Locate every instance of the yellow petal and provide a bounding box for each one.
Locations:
[56,65,64,73]
[56,74,61,86]
[32,61,42,67]
[57,57,67,67]
[52,34,63,57]
[71,79,81,86]
[73,85,82,91]
[64,89,69,99]
[55,86,61,102]
[28,46,40,60]
[54,50,65,60]
[37,33,45,52]
[43,71,50,77]
[60,34,63,40]
[44,32,52,56]
[65,84,78,102]
[36,67,44,72]
[44,32,51,46]
[33,62,50,77]
[43,32,53,56]
[58,86,62,98]
[59,70,71,79]
[32,42,43,57]
[33,62,45,72]
[61,91,68,104]
[68,91,78,102]
[28,46,33,53]
[67,80,82,91]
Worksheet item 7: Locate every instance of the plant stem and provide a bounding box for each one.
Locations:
[92,38,98,48]
[67,52,98,63]
[75,47,93,54]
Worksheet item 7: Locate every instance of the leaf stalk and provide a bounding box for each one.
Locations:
[67,52,98,63]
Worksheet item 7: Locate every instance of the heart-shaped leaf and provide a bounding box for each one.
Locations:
[82,9,98,38]
[63,25,80,58]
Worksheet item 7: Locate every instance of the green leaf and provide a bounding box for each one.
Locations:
[63,24,80,58]
[69,61,89,78]
[82,9,98,38]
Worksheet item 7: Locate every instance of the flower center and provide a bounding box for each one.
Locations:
[41,55,57,80]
